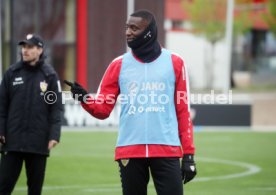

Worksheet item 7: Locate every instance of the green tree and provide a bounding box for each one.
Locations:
[181,0,227,44]
[264,0,276,35]
[181,0,252,41]
[181,0,251,88]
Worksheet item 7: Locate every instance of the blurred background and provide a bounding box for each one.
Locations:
[1,0,276,128]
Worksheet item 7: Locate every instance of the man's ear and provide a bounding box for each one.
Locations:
[37,47,43,55]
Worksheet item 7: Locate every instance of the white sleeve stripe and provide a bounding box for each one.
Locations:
[172,52,186,80]
[172,52,191,112]
[57,80,62,92]
[182,61,191,112]
[182,65,186,81]
[95,56,123,98]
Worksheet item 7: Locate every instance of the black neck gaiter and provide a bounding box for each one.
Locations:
[127,19,161,63]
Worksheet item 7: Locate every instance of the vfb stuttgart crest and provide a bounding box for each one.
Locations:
[40,81,48,93]
[121,159,129,167]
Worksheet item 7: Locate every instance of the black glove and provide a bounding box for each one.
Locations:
[181,154,197,184]
[64,80,88,103]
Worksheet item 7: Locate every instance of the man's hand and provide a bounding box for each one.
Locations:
[48,140,58,150]
[64,80,88,102]
[181,154,197,184]
[0,135,5,145]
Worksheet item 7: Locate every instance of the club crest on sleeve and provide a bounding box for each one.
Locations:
[121,159,129,167]
[40,81,48,92]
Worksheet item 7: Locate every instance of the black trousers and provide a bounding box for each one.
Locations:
[118,157,183,195]
[0,152,47,195]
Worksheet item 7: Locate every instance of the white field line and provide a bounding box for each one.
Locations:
[250,187,276,191]
[194,157,261,182]
[14,157,261,192]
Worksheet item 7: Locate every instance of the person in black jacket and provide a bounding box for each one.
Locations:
[0,34,63,195]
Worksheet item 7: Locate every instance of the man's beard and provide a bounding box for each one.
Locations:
[23,57,39,65]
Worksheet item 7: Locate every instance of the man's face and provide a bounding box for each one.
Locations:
[21,44,43,65]
[126,16,149,43]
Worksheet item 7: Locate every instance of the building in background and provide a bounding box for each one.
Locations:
[2,0,274,127]
[1,0,275,91]
[1,0,76,87]
[165,0,276,89]
[0,0,165,92]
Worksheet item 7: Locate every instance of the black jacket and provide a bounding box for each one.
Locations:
[0,59,63,155]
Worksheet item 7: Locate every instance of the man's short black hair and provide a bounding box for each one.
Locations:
[130,9,155,23]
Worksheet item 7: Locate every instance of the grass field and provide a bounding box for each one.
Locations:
[13,129,276,195]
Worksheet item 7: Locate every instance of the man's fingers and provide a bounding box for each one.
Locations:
[48,140,58,150]
[184,174,195,184]
[64,80,73,87]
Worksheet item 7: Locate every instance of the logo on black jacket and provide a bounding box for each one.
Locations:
[13,77,24,86]
[40,80,48,93]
